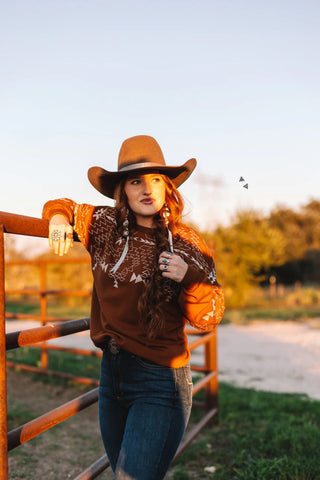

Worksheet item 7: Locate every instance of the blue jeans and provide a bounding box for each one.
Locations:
[98,347,193,480]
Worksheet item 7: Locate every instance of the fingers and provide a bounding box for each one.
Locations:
[49,224,74,256]
[158,251,173,263]
[64,225,74,255]
[158,251,172,272]
[158,251,188,283]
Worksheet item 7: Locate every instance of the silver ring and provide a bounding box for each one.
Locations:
[163,265,168,270]
[163,258,170,264]
[51,229,61,241]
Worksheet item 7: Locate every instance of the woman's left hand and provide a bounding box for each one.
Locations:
[158,251,188,283]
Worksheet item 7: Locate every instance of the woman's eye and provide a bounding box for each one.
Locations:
[131,179,140,185]
[152,177,161,182]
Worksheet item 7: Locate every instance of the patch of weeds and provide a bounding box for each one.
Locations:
[7,404,34,430]
[172,465,190,480]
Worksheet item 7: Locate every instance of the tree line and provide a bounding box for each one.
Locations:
[203,198,320,306]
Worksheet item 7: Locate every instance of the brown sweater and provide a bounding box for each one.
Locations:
[43,199,225,367]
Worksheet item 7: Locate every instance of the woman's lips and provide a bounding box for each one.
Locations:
[140,198,154,205]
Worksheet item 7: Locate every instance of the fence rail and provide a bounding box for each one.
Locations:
[0,210,219,479]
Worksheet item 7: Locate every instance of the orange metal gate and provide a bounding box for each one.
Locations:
[0,211,219,479]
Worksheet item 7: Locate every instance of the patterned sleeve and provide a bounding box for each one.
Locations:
[176,227,225,331]
[42,198,95,250]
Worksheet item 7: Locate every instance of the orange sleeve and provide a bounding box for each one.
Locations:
[42,198,95,249]
[177,228,225,331]
[179,281,225,331]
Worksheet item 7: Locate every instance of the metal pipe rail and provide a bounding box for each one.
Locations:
[6,317,90,350]
[0,211,219,479]
[8,388,98,450]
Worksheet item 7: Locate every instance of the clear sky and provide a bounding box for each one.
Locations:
[1,0,320,241]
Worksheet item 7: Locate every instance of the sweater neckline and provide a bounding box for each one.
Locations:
[134,224,156,235]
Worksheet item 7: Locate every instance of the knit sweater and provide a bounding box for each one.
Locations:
[42,199,225,367]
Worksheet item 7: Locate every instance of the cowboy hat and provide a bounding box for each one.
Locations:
[88,135,197,199]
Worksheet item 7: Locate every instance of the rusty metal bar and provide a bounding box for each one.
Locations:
[189,365,206,373]
[6,317,90,350]
[6,361,99,386]
[6,289,91,296]
[8,388,98,450]
[6,258,90,266]
[193,371,217,397]
[185,328,202,335]
[34,343,102,357]
[0,211,49,238]
[191,400,206,410]
[73,455,110,480]
[189,331,215,351]
[173,407,218,461]
[40,261,48,369]
[205,328,218,411]
[0,225,8,479]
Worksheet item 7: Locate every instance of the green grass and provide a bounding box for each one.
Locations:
[5,300,90,319]
[6,347,101,384]
[173,382,320,480]
[7,404,34,430]
[222,305,320,325]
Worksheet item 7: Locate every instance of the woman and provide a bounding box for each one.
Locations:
[43,135,225,480]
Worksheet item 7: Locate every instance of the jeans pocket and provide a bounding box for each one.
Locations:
[175,365,193,407]
[184,365,193,406]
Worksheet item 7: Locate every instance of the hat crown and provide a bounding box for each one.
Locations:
[118,135,166,171]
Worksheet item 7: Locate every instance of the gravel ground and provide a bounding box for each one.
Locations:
[217,319,320,400]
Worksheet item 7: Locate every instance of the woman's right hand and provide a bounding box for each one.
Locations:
[49,214,74,256]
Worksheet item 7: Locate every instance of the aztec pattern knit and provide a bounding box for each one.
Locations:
[43,199,225,367]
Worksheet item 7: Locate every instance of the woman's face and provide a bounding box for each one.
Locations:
[124,173,166,227]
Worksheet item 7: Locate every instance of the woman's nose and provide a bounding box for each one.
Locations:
[142,178,152,194]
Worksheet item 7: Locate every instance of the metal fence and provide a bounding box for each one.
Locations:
[0,210,219,479]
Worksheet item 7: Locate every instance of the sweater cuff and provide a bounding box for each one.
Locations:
[42,201,74,224]
[180,265,206,288]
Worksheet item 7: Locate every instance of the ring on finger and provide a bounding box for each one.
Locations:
[162,265,169,270]
[65,232,73,240]
[51,229,61,241]
[162,258,170,265]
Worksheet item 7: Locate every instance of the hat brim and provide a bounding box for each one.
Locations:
[88,158,197,199]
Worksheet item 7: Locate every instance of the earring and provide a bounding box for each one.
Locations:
[162,204,170,227]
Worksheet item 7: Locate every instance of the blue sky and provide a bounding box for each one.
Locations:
[1,0,319,245]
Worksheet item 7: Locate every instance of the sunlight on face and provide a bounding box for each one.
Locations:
[124,173,166,227]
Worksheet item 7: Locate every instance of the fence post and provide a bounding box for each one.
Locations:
[0,225,8,479]
[40,261,49,370]
[204,328,218,412]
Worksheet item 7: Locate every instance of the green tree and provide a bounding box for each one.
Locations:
[204,209,286,307]
[268,199,320,261]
